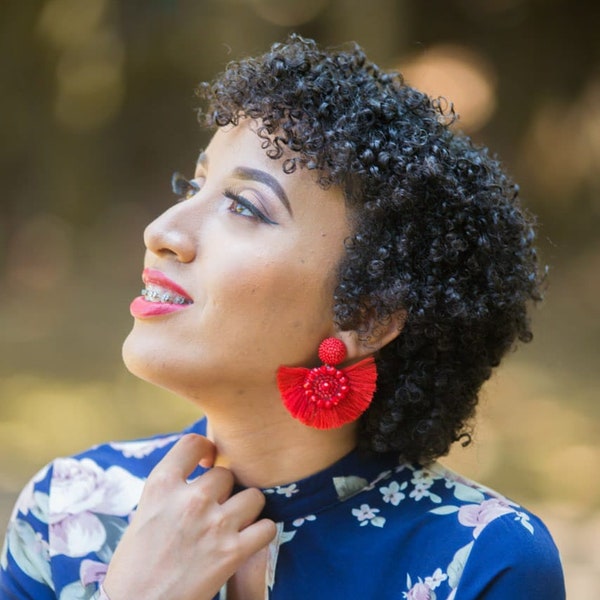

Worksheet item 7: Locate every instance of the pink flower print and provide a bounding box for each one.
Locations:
[458,498,515,538]
[405,581,434,600]
[80,558,109,586]
[380,481,407,506]
[49,457,144,557]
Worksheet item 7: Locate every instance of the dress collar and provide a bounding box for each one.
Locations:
[186,418,401,524]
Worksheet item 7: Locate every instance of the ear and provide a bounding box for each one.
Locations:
[337,309,407,362]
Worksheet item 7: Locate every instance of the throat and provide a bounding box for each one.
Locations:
[206,415,359,489]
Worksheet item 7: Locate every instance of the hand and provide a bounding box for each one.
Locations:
[102,434,277,600]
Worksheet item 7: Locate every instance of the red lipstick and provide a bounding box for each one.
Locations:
[130,268,193,318]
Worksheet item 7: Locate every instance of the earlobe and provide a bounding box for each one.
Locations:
[337,310,406,362]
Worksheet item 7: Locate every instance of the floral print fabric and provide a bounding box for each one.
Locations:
[1,419,565,599]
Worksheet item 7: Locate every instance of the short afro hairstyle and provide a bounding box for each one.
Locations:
[196,35,543,464]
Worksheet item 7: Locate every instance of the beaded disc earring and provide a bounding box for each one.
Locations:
[277,337,377,429]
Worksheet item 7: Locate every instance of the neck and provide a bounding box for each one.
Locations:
[202,394,358,489]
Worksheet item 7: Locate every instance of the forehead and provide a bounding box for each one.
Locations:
[203,121,351,227]
[200,121,329,197]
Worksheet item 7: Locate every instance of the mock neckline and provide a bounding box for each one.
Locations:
[185,417,401,524]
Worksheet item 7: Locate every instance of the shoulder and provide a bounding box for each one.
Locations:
[421,463,565,599]
[51,415,207,489]
[1,419,206,597]
[345,460,564,599]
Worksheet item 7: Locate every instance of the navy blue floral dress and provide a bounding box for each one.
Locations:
[1,418,565,599]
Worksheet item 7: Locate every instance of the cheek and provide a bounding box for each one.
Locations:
[205,241,341,338]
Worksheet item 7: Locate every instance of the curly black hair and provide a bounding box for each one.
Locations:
[196,35,543,464]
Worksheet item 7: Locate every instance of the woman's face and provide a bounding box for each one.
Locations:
[122,120,352,400]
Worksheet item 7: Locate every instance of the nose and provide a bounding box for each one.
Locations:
[143,203,197,263]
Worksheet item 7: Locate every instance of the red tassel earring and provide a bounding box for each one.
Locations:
[277,338,377,430]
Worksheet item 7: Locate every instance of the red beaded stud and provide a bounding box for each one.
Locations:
[317,337,347,366]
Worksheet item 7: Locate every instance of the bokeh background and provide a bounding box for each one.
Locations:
[1,0,599,596]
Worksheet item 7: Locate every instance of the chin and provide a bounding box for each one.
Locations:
[121,327,207,398]
[121,326,175,387]
[122,328,154,382]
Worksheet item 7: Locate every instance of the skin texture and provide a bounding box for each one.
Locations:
[123,120,353,399]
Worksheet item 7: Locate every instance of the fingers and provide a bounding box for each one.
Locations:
[151,434,217,483]
[222,487,267,528]
[145,434,276,557]
[239,518,278,556]
[195,466,235,504]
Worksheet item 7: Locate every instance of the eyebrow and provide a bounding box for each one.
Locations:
[232,167,292,216]
[196,151,292,216]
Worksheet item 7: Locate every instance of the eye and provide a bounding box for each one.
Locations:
[224,189,278,225]
[171,172,200,200]
[227,197,255,218]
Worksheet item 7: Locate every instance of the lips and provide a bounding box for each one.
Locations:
[130,268,193,318]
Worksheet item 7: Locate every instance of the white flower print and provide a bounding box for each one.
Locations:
[352,503,377,523]
[424,567,447,590]
[263,483,299,498]
[292,514,316,527]
[352,503,385,527]
[380,480,407,506]
[411,468,442,488]
[514,511,534,534]
[364,469,393,491]
[409,482,442,503]
[275,483,299,498]
[109,434,181,459]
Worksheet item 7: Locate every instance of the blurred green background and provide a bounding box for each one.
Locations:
[1,0,598,596]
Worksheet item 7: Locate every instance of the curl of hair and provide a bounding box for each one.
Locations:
[196,35,543,464]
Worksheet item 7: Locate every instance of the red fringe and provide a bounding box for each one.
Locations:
[277,357,377,429]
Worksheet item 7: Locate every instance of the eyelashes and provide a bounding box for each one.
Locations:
[171,172,200,200]
[170,171,278,225]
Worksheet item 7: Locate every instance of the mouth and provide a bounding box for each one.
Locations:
[130,268,193,318]
[141,285,191,305]
[141,268,193,305]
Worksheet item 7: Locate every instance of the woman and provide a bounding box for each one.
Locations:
[1,36,564,599]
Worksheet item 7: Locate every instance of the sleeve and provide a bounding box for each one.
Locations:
[452,511,566,600]
[0,463,56,599]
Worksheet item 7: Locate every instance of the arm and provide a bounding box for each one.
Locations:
[452,511,566,600]
[0,465,56,599]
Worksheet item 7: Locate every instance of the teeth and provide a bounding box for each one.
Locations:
[141,284,191,305]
